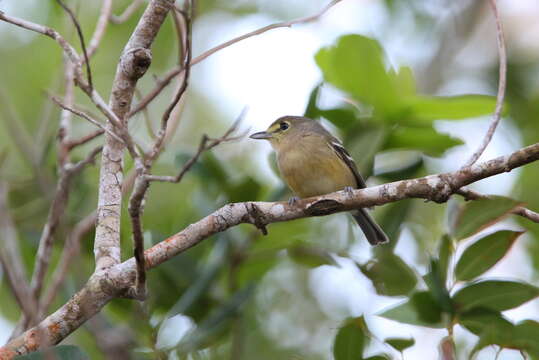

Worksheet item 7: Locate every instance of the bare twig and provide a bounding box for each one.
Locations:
[128,0,344,117]
[462,0,507,167]
[50,95,125,144]
[40,211,97,313]
[145,0,192,164]
[0,183,39,326]
[87,0,113,58]
[55,0,93,90]
[30,147,102,300]
[456,188,539,223]
[110,0,145,24]
[66,129,105,150]
[145,114,246,183]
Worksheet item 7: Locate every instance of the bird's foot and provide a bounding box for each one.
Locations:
[344,186,355,198]
[288,196,300,206]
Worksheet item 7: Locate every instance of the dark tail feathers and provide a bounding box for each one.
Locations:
[351,209,389,246]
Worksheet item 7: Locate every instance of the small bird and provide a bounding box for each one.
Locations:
[250,116,388,245]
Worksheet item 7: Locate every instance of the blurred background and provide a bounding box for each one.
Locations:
[1,0,539,359]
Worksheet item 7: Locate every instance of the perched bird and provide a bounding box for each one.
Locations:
[250,116,388,245]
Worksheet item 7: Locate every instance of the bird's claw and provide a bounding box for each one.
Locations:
[344,186,355,198]
[288,196,300,206]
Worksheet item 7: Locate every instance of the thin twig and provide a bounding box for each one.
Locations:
[0,183,39,325]
[456,188,539,223]
[462,0,506,167]
[50,95,125,144]
[87,0,113,58]
[66,129,104,150]
[55,0,93,90]
[145,111,247,183]
[128,0,344,117]
[145,0,192,164]
[30,147,103,300]
[110,0,145,24]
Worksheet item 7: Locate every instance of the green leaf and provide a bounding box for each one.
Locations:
[455,230,523,281]
[14,346,89,360]
[359,252,417,296]
[438,235,453,284]
[315,35,399,117]
[458,308,513,336]
[287,244,336,268]
[385,337,415,352]
[384,125,463,156]
[318,108,359,131]
[364,355,391,360]
[379,291,444,328]
[451,196,523,240]
[236,254,278,288]
[404,95,500,124]
[304,83,322,119]
[333,317,369,360]
[453,280,539,312]
[348,125,387,176]
[424,259,453,314]
[390,66,416,97]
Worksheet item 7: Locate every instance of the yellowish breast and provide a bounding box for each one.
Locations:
[275,136,357,198]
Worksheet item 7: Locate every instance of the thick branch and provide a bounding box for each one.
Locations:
[93,0,175,271]
[4,141,539,357]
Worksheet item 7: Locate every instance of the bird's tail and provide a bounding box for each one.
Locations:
[351,209,389,246]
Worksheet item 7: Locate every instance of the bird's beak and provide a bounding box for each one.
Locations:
[249,131,272,140]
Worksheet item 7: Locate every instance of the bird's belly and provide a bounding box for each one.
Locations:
[277,149,356,198]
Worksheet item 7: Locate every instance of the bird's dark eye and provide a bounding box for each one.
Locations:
[279,122,289,131]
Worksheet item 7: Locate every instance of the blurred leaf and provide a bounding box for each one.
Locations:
[470,319,539,358]
[359,252,417,296]
[404,95,500,123]
[390,66,416,97]
[438,235,453,284]
[319,108,359,131]
[176,286,254,353]
[451,196,522,240]
[251,218,310,252]
[385,337,415,352]
[455,230,523,281]
[236,253,278,288]
[225,177,262,202]
[348,125,387,176]
[304,83,322,119]
[333,317,369,360]
[424,259,453,314]
[287,244,336,268]
[453,280,539,312]
[384,125,463,156]
[364,355,391,360]
[379,291,444,328]
[14,345,89,360]
[315,35,399,117]
[164,237,228,318]
[374,150,423,182]
[459,308,513,336]
[374,199,412,250]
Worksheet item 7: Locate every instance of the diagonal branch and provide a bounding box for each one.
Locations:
[110,0,145,24]
[462,0,507,167]
[128,0,344,117]
[4,140,539,356]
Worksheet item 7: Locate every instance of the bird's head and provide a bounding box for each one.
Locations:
[249,116,317,146]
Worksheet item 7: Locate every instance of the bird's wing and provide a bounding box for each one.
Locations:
[329,139,367,189]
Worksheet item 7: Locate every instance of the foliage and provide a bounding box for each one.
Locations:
[1,1,538,359]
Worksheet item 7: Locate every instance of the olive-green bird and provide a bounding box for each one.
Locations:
[250,116,388,245]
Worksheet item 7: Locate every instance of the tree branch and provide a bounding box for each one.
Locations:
[462,0,507,167]
[456,188,539,223]
[93,0,175,272]
[110,0,145,24]
[4,141,539,357]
